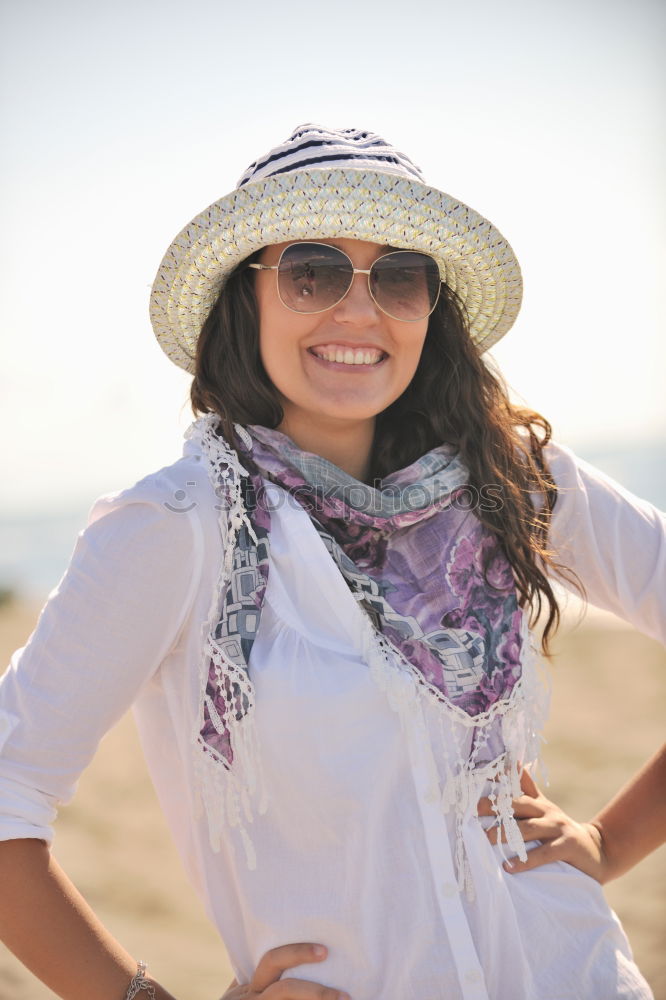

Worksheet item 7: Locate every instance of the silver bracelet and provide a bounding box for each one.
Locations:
[125,960,157,1000]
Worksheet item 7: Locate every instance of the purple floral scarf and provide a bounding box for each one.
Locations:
[199,421,524,769]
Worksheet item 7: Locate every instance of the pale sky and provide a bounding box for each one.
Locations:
[1,0,664,514]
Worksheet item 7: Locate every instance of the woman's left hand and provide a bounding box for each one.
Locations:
[477,768,610,883]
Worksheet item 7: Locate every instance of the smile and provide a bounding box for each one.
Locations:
[308,344,387,366]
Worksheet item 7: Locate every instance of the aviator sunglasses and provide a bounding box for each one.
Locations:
[248,242,442,322]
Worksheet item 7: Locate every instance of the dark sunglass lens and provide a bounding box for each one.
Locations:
[277,243,353,313]
[371,252,441,320]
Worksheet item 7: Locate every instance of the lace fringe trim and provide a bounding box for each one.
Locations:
[188,414,551,891]
[188,415,269,870]
[356,603,551,897]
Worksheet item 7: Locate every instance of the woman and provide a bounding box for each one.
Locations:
[0,124,664,1000]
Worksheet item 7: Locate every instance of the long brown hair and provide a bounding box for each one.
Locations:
[191,255,580,653]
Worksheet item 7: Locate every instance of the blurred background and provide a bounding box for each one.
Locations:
[0,0,664,996]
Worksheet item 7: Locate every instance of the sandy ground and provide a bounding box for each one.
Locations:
[0,598,664,1000]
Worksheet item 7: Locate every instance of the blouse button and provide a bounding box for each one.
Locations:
[465,969,483,985]
[441,881,457,897]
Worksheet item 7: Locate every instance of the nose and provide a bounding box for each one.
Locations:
[330,270,381,325]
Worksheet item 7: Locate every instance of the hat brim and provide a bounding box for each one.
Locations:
[150,168,522,373]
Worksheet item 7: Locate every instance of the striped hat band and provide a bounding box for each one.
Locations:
[236,124,426,186]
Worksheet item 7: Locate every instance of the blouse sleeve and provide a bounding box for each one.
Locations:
[544,440,666,645]
[0,479,203,844]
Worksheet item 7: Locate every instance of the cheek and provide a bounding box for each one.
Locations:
[256,286,290,374]
[395,324,429,384]
[258,327,289,390]
[257,308,312,391]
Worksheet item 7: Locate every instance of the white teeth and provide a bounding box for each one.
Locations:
[312,345,384,365]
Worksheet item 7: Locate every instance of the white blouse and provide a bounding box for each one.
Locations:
[0,437,664,1000]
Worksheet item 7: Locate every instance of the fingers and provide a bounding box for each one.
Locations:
[251,944,328,992]
[476,767,541,817]
[485,817,555,845]
[250,944,350,999]
[477,792,543,821]
[477,770,606,883]
[502,840,561,874]
[519,767,540,798]
[476,796,495,816]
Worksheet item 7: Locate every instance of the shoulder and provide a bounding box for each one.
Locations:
[83,440,222,561]
[542,439,662,511]
[514,428,653,507]
[89,451,209,516]
[539,440,666,550]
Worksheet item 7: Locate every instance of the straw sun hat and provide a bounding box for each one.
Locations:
[150,124,522,374]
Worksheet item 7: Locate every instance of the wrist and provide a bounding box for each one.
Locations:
[124,962,179,1000]
[125,962,155,1000]
[586,819,618,884]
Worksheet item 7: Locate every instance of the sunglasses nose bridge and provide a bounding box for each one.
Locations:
[333,265,382,318]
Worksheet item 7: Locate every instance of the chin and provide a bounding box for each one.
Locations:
[317,402,387,422]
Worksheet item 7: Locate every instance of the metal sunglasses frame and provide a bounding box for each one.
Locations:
[247,241,442,322]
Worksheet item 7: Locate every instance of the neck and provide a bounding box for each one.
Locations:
[276,413,376,483]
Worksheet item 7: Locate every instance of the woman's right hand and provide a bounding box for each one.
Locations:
[220,943,351,999]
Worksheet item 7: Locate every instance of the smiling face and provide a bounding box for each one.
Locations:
[254,237,430,450]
